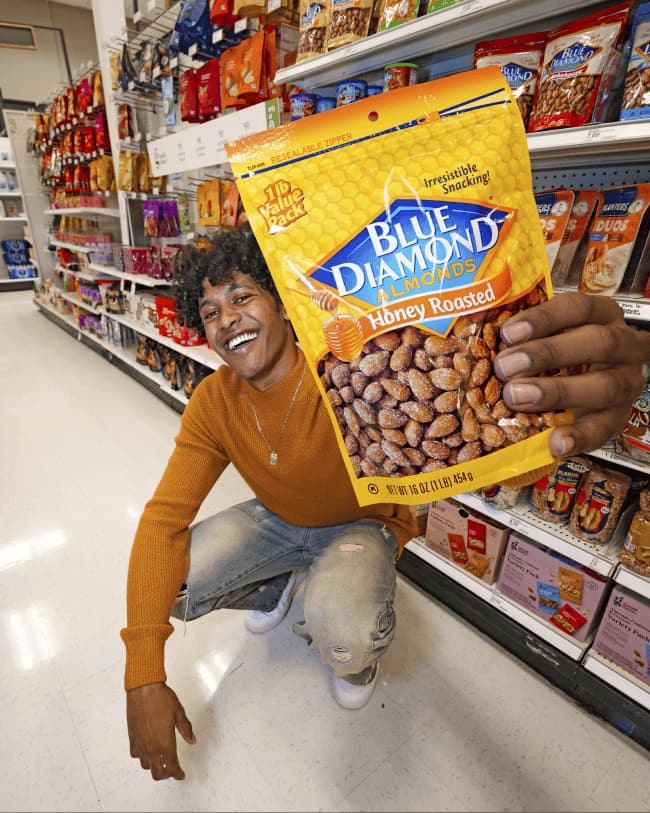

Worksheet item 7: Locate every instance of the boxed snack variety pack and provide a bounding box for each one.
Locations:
[424,498,510,584]
[496,533,610,641]
[592,585,650,686]
[228,67,559,507]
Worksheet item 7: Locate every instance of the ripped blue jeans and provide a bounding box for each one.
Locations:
[171,499,398,682]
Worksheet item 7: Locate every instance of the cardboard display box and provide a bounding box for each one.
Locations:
[496,533,610,642]
[424,498,510,584]
[592,585,650,687]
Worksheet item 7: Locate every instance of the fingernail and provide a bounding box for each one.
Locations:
[494,351,531,379]
[505,383,543,406]
[550,433,575,458]
[500,320,533,345]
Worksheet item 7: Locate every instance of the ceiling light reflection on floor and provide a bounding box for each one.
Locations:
[8,607,55,670]
[0,529,65,571]
[197,651,231,698]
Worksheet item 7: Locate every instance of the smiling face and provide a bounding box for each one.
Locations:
[199,270,298,391]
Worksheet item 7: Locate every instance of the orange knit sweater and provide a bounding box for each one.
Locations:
[120,351,416,690]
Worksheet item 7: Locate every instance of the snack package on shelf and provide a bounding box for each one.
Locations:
[424,498,510,584]
[473,32,546,131]
[617,379,650,464]
[480,481,529,510]
[619,1,650,122]
[551,190,601,289]
[528,3,632,132]
[528,455,591,525]
[497,534,610,641]
[534,189,575,271]
[568,462,632,545]
[377,0,419,32]
[578,184,650,297]
[296,0,328,61]
[619,489,650,577]
[327,0,373,51]
[592,586,650,686]
[228,67,565,506]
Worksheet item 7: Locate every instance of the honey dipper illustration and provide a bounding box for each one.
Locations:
[286,277,365,362]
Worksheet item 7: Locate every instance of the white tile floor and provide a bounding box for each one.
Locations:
[1,290,648,812]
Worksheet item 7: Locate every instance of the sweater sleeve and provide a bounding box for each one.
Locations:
[120,380,229,690]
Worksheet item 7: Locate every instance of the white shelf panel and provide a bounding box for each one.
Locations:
[147,99,281,177]
[275,0,604,88]
[0,190,21,197]
[55,264,106,283]
[583,652,650,711]
[44,207,121,218]
[49,240,99,253]
[589,447,650,476]
[554,290,650,325]
[527,121,650,169]
[34,298,187,408]
[614,565,650,601]
[87,263,170,288]
[106,311,222,371]
[0,162,16,169]
[453,493,617,577]
[0,217,27,223]
[2,276,37,284]
[406,539,589,660]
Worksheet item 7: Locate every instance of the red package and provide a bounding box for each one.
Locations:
[82,126,95,156]
[73,128,84,157]
[197,59,222,121]
[180,69,199,122]
[94,113,108,152]
[529,3,632,132]
[473,32,546,130]
[76,76,93,116]
[210,0,238,27]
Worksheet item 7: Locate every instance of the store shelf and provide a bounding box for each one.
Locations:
[106,310,222,371]
[0,216,27,222]
[583,652,650,712]
[147,98,282,176]
[34,298,187,410]
[49,239,99,253]
[44,207,121,218]
[0,190,21,197]
[589,447,650,476]
[54,287,103,312]
[405,539,590,660]
[0,162,16,169]
[553,290,650,325]
[274,0,604,88]
[130,0,182,40]
[55,264,108,283]
[453,492,618,577]
[614,565,650,601]
[87,263,170,287]
[527,121,650,169]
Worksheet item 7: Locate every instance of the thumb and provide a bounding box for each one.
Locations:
[175,706,196,745]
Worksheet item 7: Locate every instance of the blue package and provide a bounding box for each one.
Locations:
[162,75,176,127]
[7,265,37,279]
[536,581,561,614]
[2,239,28,252]
[619,2,650,121]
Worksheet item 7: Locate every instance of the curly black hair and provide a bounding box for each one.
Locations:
[173,225,280,336]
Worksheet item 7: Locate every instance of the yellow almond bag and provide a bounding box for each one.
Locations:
[227,67,558,506]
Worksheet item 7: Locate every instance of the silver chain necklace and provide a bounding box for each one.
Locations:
[247,361,307,466]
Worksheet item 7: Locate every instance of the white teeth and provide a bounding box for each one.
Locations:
[226,331,257,351]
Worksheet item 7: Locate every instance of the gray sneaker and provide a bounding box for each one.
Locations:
[332,663,379,710]
[245,571,298,634]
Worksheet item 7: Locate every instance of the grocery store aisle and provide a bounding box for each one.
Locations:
[1,290,648,813]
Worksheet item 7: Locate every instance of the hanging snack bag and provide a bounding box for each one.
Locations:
[473,32,546,131]
[534,189,575,272]
[578,184,650,297]
[528,3,632,132]
[619,2,650,121]
[180,68,199,121]
[162,75,177,127]
[551,189,601,288]
[197,58,222,120]
[221,44,246,108]
[237,31,265,101]
[221,180,240,227]
[227,67,564,507]
[327,0,373,51]
[297,0,329,61]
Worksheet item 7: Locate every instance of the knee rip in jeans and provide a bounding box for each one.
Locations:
[338,542,364,552]
[330,645,353,664]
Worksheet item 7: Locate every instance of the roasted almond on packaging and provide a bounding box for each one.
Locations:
[227,67,563,506]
